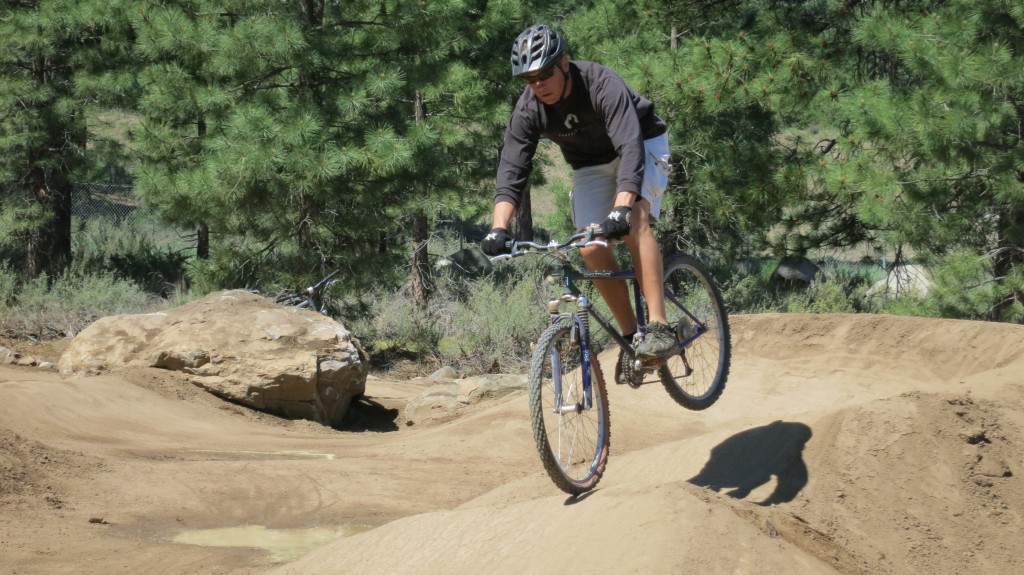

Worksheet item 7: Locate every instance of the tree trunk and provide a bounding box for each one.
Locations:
[23,169,72,279]
[196,118,210,259]
[22,48,74,279]
[299,0,324,26]
[410,92,434,309]
[993,206,1024,322]
[25,165,48,278]
[196,223,210,259]
[411,210,433,309]
[298,194,314,250]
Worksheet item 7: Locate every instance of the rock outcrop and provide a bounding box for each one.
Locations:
[58,290,368,426]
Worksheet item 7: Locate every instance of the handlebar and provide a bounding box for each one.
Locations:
[308,270,340,291]
[489,227,609,262]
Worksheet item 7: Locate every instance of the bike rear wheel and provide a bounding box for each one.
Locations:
[659,254,731,410]
[528,317,610,495]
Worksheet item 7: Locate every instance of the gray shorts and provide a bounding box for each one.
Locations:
[570,133,671,229]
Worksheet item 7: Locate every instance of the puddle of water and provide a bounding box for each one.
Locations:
[173,524,370,562]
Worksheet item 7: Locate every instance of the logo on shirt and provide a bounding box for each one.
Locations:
[564,114,579,131]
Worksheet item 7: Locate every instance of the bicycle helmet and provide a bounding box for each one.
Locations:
[510,24,566,77]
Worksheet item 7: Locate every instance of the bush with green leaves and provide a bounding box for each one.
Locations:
[719,258,781,313]
[787,278,856,314]
[719,256,885,315]
[71,215,190,297]
[0,268,154,339]
[343,256,555,376]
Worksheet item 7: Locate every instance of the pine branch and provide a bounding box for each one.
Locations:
[233,66,295,93]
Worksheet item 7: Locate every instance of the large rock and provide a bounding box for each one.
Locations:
[770,256,819,286]
[435,247,493,278]
[58,290,368,426]
[403,373,527,426]
[866,264,933,298]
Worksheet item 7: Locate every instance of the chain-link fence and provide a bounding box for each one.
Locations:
[71,182,139,224]
[1,180,190,251]
[71,182,191,251]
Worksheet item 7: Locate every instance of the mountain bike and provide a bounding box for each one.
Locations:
[491,228,730,494]
[274,270,340,315]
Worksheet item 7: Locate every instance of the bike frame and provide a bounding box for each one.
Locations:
[494,229,711,417]
[548,259,708,411]
[547,263,709,414]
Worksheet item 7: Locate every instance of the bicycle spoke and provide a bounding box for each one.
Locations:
[529,320,610,494]
[659,255,731,410]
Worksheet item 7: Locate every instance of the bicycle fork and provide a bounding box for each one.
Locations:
[547,294,595,414]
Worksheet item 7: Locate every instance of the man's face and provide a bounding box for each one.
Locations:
[520,58,567,105]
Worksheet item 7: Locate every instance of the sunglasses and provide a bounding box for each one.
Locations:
[520,65,558,84]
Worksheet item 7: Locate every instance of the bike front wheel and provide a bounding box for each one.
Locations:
[528,317,610,495]
[659,254,731,410]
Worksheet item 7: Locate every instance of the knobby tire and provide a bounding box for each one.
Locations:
[658,254,731,410]
[528,317,610,495]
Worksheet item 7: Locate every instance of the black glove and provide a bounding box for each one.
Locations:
[601,206,632,240]
[481,227,513,256]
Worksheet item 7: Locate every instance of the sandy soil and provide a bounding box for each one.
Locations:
[1,313,1023,575]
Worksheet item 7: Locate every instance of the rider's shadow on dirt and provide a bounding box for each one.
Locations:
[688,420,812,506]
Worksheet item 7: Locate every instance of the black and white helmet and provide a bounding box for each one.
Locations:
[510,24,566,77]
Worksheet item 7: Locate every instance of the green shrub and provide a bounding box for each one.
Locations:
[0,270,154,338]
[788,278,856,314]
[344,259,553,375]
[339,243,635,377]
[721,263,782,313]
[71,216,189,296]
[923,252,999,320]
[719,257,884,315]
[0,264,16,307]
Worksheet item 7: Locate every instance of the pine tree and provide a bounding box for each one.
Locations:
[130,0,536,300]
[0,0,133,278]
[560,1,818,261]
[829,0,1024,320]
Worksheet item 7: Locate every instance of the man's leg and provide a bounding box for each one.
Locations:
[625,199,679,359]
[580,243,638,336]
[623,199,667,325]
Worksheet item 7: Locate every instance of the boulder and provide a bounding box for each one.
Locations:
[403,373,526,426]
[867,264,933,298]
[435,247,493,277]
[58,290,368,426]
[770,256,819,286]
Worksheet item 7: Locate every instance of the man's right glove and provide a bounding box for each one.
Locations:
[481,227,513,256]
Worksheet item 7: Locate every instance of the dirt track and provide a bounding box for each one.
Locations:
[2,313,1023,575]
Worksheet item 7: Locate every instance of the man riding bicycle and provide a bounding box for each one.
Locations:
[481,23,677,360]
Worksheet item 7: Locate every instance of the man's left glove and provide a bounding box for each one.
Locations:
[481,227,513,256]
[601,206,632,240]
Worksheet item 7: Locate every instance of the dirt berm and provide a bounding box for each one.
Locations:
[1,313,1022,574]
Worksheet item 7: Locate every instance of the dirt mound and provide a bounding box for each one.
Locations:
[1,312,1023,575]
[697,390,1024,575]
[0,429,102,510]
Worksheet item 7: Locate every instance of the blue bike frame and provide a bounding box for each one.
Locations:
[547,265,707,414]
